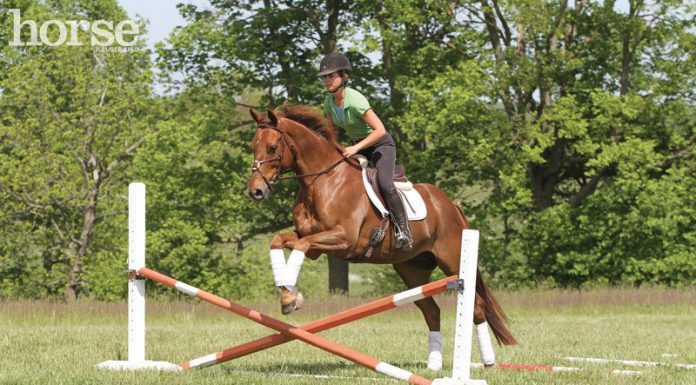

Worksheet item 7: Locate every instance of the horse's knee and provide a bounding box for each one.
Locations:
[292,240,311,253]
[271,232,299,249]
[270,235,285,249]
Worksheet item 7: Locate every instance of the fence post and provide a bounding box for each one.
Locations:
[434,229,487,385]
[128,182,146,362]
[95,183,179,371]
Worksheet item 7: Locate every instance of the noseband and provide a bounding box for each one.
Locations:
[250,121,349,191]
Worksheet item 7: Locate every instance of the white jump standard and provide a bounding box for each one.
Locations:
[95,183,180,372]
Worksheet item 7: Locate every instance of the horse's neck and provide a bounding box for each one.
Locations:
[283,119,345,181]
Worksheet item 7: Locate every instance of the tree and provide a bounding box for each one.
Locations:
[0,0,156,299]
[400,0,695,286]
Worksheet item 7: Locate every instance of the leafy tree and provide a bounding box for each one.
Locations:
[157,0,373,106]
[0,0,156,299]
[400,0,695,286]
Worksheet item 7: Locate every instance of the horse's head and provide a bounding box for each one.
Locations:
[247,109,295,201]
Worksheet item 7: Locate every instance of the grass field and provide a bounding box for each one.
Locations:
[2,287,695,385]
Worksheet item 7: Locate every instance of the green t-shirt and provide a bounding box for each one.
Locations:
[323,87,373,140]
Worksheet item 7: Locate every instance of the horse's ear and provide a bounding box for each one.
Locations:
[266,109,278,126]
[249,108,262,123]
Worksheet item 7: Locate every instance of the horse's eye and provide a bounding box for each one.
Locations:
[267,145,277,154]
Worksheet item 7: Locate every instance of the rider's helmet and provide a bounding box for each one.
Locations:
[318,52,352,77]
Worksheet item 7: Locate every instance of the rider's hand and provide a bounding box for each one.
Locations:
[342,145,360,158]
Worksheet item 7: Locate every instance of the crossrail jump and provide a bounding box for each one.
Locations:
[96,183,487,385]
[178,274,459,369]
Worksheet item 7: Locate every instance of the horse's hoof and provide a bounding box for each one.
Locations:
[427,352,443,371]
[281,291,304,315]
[484,363,495,369]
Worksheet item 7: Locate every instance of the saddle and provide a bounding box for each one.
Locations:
[350,155,428,261]
[354,155,427,221]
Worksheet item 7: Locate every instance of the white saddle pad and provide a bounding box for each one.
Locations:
[355,155,427,221]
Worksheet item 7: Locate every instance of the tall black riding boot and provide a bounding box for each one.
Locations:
[384,191,413,250]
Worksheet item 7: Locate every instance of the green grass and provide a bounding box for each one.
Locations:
[2,287,695,385]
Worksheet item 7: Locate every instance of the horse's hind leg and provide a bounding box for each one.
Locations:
[393,252,443,371]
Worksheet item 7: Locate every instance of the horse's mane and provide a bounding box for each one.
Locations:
[276,103,343,152]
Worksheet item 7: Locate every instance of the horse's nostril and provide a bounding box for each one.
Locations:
[254,189,264,198]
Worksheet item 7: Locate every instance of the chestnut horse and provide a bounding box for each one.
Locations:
[246,104,516,369]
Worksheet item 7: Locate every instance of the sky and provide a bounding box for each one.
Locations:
[118,0,209,51]
[117,0,210,94]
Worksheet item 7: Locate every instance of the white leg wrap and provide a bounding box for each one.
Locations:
[281,249,305,288]
[427,331,443,371]
[269,249,286,287]
[476,322,495,365]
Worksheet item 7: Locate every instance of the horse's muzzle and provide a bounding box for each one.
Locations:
[247,177,271,201]
[248,169,276,201]
[249,186,269,201]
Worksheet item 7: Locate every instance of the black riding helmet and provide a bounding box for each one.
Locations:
[318,52,352,77]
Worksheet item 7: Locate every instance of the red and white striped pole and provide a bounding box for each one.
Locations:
[139,267,434,385]
[180,275,458,369]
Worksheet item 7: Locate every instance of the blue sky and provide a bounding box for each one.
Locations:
[118,0,209,50]
[117,1,210,94]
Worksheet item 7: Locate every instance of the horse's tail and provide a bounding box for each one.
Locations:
[476,269,517,345]
[455,205,517,345]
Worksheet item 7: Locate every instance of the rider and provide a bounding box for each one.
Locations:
[318,52,413,250]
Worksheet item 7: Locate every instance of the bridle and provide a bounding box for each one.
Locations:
[250,122,292,190]
[250,121,349,191]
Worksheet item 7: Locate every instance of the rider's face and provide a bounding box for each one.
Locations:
[321,72,342,91]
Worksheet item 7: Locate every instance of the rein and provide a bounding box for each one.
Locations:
[251,122,349,190]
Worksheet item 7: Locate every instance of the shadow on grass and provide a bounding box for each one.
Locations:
[224,360,436,379]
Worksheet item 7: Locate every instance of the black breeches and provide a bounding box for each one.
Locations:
[358,141,397,195]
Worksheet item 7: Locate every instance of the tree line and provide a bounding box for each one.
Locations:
[0,0,694,301]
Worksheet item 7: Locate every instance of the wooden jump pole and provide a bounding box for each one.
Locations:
[138,267,434,385]
[179,275,459,369]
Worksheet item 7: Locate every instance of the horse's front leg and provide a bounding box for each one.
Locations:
[268,231,300,288]
[275,227,350,315]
